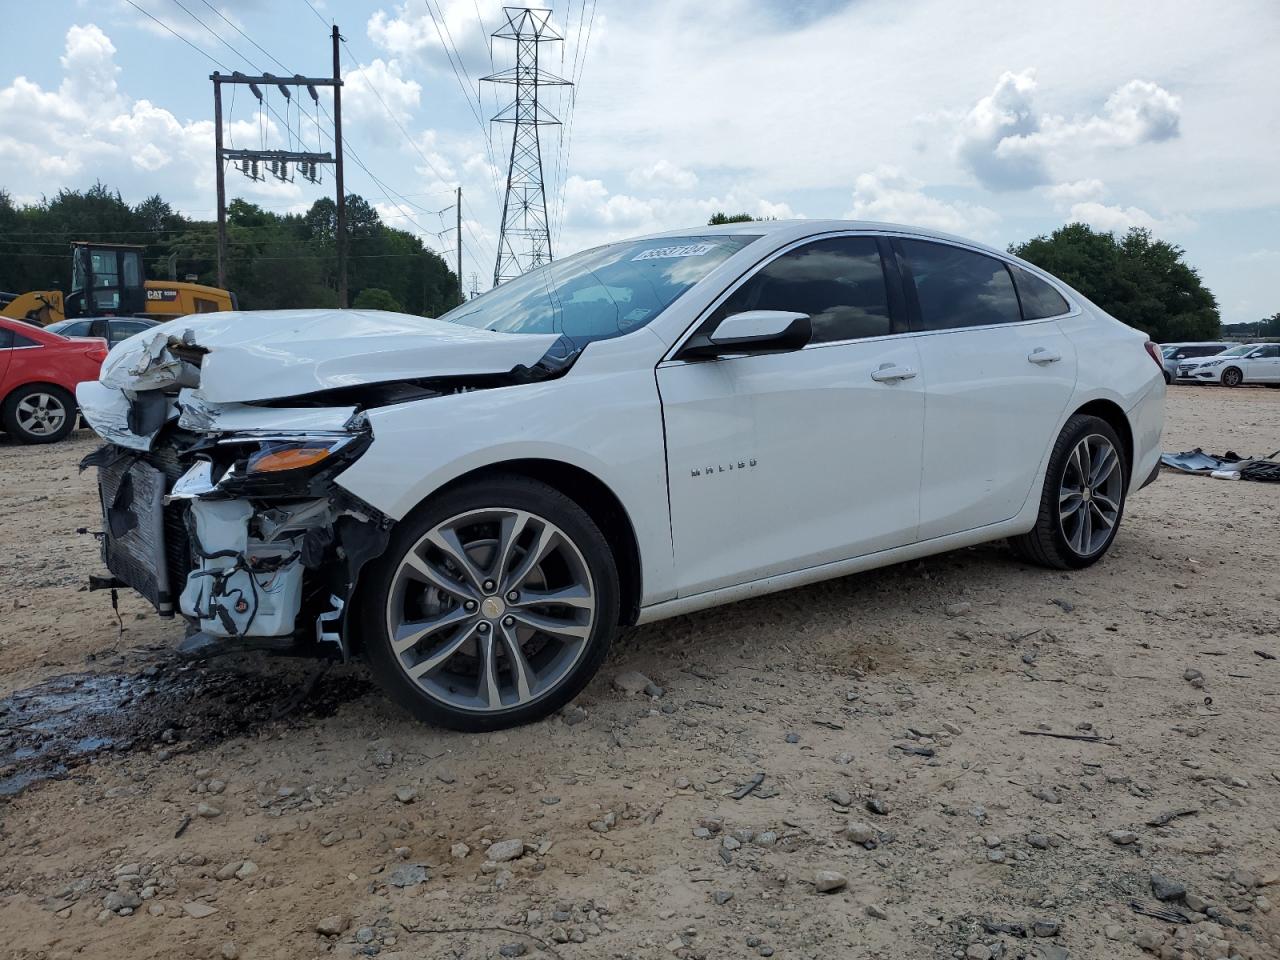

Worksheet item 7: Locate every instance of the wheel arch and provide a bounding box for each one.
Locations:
[1071,397,1133,475]
[3,379,77,407]
[413,458,644,627]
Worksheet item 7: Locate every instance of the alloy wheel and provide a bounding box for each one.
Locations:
[15,392,67,438]
[385,507,597,713]
[1058,433,1123,557]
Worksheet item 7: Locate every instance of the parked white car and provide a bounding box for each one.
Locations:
[77,220,1165,730]
[1178,343,1280,386]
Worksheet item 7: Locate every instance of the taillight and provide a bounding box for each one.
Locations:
[1143,341,1163,370]
[86,341,109,362]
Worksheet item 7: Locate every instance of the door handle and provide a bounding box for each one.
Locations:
[1027,348,1062,365]
[870,364,917,383]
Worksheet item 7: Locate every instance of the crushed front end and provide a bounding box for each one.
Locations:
[77,332,391,659]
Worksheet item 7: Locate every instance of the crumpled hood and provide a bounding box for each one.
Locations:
[98,308,562,404]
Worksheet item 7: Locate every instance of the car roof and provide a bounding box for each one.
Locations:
[636,218,1015,260]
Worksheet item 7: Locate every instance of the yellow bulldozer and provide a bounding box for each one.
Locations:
[0,242,235,326]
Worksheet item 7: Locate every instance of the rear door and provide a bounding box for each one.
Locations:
[897,239,1078,539]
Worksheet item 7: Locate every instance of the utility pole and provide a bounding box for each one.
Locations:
[456,185,463,305]
[483,7,571,287]
[210,27,347,303]
[332,25,347,308]
[213,78,227,290]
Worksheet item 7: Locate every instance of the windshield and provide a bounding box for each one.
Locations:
[1161,346,1179,358]
[1210,344,1254,358]
[438,234,759,348]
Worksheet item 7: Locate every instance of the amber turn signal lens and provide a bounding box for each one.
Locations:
[248,446,333,473]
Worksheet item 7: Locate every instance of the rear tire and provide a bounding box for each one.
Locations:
[1,384,75,444]
[1163,370,1172,385]
[1221,367,1243,387]
[1009,414,1128,570]
[359,474,619,731]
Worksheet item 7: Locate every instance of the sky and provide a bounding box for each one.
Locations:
[1,0,1277,322]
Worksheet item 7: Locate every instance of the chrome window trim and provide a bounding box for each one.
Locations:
[661,229,1079,366]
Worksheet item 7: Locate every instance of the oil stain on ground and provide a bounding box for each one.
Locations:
[0,655,373,798]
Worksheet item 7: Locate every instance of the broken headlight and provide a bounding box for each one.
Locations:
[214,432,371,496]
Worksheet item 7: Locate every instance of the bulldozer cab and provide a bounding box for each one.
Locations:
[66,243,146,319]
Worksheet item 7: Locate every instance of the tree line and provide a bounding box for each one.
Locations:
[0,183,460,316]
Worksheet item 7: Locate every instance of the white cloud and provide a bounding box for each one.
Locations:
[954,69,1047,191]
[368,0,504,66]
[1065,200,1191,235]
[626,159,698,191]
[1046,178,1106,207]
[844,166,998,235]
[556,174,793,251]
[343,59,422,145]
[0,24,302,214]
[953,71,1182,190]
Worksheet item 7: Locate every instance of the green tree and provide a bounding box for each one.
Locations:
[1009,223,1220,341]
[352,287,403,311]
[708,212,755,225]
[0,182,460,315]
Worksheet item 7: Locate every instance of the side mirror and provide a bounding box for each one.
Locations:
[680,310,811,360]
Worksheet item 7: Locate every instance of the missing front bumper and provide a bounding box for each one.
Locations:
[84,444,391,659]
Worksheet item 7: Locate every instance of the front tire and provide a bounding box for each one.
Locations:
[1009,414,1128,570]
[1221,367,1243,387]
[359,475,619,731]
[2,384,75,444]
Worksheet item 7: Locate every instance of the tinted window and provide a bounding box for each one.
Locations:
[0,328,12,349]
[1010,264,1069,320]
[712,236,891,343]
[49,320,92,338]
[12,331,38,348]
[111,320,150,344]
[903,240,1021,330]
[1254,345,1279,358]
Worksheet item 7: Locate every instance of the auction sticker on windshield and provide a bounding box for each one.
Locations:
[632,242,717,261]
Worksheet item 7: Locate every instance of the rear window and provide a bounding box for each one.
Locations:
[1010,265,1070,320]
[902,239,1021,330]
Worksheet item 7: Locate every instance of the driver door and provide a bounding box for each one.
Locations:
[657,235,925,597]
[1243,344,1280,382]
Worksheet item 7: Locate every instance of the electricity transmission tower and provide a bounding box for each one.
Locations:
[483,8,570,287]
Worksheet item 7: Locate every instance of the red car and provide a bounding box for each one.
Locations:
[1,316,110,444]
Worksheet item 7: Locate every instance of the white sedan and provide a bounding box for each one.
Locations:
[1178,343,1280,386]
[77,220,1165,730]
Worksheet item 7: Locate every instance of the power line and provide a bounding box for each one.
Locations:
[120,0,233,72]
[197,0,292,74]
[337,39,455,188]
[554,0,596,248]
[421,0,503,204]
[299,0,331,29]
[169,0,259,71]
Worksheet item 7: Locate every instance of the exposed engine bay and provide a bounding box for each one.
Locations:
[75,310,579,657]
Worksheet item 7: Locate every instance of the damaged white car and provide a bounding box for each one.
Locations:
[78,221,1166,730]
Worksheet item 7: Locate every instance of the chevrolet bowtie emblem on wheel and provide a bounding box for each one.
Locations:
[691,459,758,477]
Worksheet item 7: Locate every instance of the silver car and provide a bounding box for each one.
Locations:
[1161,342,1238,383]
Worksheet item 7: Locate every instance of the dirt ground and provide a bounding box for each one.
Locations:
[1,384,1278,960]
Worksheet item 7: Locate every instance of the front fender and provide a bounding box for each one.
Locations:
[334,332,676,605]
